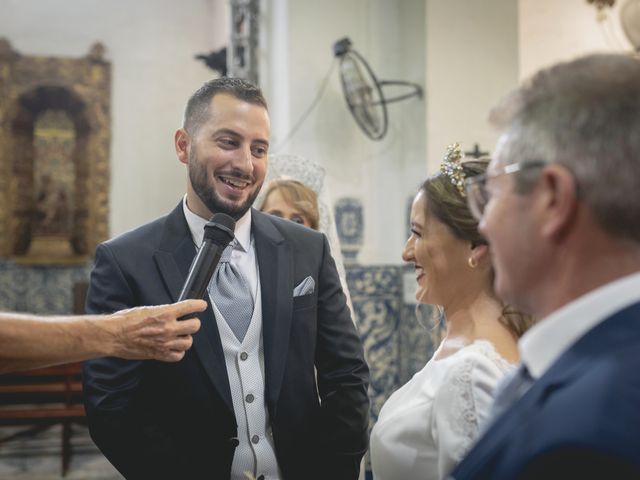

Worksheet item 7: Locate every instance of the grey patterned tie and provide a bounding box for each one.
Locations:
[208,240,254,342]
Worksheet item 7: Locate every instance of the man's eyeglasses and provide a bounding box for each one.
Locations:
[464,161,545,221]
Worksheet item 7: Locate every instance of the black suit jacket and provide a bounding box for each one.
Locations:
[451,301,640,479]
[82,203,370,480]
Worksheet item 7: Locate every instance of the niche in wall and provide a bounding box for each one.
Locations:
[0,39,111,265]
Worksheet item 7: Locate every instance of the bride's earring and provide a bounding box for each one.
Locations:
[468,257,478,269]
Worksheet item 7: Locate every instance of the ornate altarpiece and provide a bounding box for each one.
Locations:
[0,39,110,265]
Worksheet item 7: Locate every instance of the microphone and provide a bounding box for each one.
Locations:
[177,213,236,304]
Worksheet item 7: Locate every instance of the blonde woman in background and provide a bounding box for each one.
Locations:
[260,178,320,230]
[369,144,533,480]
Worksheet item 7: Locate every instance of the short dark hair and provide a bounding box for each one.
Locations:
[183,77,268,134]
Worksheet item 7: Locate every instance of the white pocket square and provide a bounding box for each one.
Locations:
[293,276,315,297]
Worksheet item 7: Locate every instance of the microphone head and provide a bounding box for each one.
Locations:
[204,213,236,245]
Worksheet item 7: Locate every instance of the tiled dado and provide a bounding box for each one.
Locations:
[0,259,435,402]
[347,265,403,427]
[0,258,435,408]
[0,260,91,314]
[346,265,437,469]
[0,259,435,394]
[0,259,436,476]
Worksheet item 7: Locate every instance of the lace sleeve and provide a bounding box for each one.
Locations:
[432,343,514,479]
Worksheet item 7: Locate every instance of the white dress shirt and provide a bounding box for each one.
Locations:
[519,271,640,380]
[182,197,281,480]
[182,197,258,300]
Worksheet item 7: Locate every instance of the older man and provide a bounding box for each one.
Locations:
[453,54,640,479]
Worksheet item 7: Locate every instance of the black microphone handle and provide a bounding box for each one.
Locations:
[176,241,224,321]
[176,212,236,320]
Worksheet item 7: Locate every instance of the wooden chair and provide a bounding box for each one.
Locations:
[0,281,89,476]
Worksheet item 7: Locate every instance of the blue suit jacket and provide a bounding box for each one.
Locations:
[451,300,640,480]
[82,203,370,480]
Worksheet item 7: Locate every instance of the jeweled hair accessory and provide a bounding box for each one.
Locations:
[440,143,466,196]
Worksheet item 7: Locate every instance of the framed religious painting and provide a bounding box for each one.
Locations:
[0,39,111,265]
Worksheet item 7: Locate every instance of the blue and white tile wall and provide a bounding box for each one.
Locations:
[0,260,91,314]
[335,197,364,266]
[346,265,437,476]
[348,265,402,423]
[337,196,440,476]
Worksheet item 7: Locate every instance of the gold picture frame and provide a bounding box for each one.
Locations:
[0,39,111,265]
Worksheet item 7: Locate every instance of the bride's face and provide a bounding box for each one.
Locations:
[402,190,471,307]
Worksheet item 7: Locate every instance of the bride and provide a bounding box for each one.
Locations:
[369,144,532,479]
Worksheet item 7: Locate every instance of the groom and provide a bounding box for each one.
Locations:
[82,77,370,480]
[453,53,640,478]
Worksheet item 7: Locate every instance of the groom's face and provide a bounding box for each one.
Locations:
[186,93,270,220]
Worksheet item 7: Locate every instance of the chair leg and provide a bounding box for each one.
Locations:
[62,420,72,477]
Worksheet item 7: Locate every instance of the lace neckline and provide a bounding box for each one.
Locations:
[432,339,515,370]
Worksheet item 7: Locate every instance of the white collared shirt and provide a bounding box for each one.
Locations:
[182,196,258,302]
[182,196,281,479]
[519,271,640,380]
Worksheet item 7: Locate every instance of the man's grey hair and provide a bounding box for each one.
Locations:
[490,53,640,242]
[183,77,268,135]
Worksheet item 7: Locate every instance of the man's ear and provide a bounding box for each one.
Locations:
[175,128,190,165]
[537,164,579,242]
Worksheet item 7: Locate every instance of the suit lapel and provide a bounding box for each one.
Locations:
[152,202,234,416]
[252,209,293,417]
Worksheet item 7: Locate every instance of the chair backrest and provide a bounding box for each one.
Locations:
[0,281,89,421]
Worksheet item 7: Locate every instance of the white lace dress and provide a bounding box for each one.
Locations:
[369,340,514,480]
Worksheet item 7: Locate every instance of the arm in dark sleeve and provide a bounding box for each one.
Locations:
[314,235,370,479]
[82,243,179,479]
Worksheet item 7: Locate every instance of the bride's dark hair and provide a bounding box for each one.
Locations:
[421,158,533,338]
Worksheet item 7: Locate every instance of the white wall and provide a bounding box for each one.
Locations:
[2,0,528,266]
[519,0,632,80]
[3,0,425,264]
[261,0,629,265]
[0,0,228,236]
[425,0,519,173]
[262,0,427,265]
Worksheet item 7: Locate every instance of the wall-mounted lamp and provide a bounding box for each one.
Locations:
[587,0,640,52]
